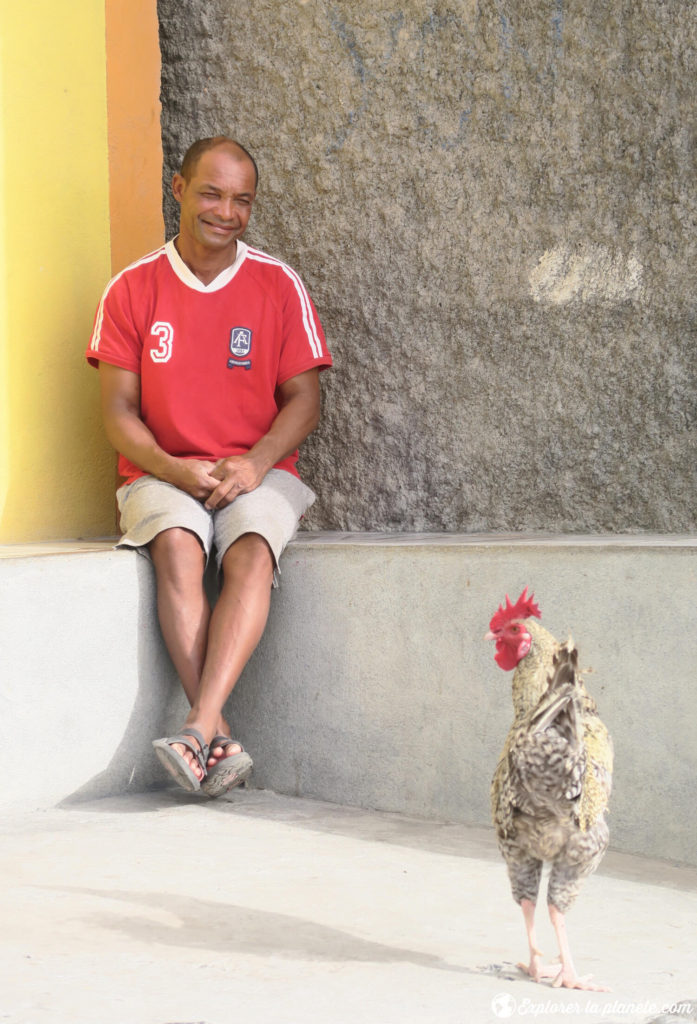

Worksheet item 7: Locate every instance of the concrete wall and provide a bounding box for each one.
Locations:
[2,536,695,868]
[0,544,184,809]
[157,1,697,534]
[234,534,697,866]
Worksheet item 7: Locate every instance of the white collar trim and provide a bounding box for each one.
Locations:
[165,238,248,292]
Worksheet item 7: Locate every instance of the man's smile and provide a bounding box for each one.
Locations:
[202,219,237,233]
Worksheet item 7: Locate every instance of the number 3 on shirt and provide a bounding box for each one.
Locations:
[149,321,174,363]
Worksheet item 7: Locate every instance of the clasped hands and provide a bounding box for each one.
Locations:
[171,454,265,509]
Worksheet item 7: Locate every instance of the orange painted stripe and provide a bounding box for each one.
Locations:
[105,0,164,274]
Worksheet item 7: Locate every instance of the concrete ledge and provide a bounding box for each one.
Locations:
[0,544,186,810]
[293,531,697,547]
[235,532,697,866]
[1,533,696,866]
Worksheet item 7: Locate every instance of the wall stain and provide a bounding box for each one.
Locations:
[326,8,475,156]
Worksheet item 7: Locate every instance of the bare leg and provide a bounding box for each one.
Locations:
[150,528,210,707]
[183,533,273,741]
[548,904,609,991]
[151,530,273,780]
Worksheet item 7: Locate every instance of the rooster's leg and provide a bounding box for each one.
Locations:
[547,904,609,991]
[517,899,560,982]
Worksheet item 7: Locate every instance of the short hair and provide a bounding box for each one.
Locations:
[179,136,259,189]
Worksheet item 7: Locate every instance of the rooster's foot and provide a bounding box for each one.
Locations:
[516,955,562,983]
[517,959,610,991]
[551,968,609,992]
[546,904,610,991]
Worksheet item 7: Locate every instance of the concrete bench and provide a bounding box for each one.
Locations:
[1,533,695,866]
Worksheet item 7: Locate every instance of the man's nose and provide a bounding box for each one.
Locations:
[213,198,236,221]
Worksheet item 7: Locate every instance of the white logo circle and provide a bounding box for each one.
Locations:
[491,992,517,1019]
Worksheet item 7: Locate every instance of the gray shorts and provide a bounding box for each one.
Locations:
[116,468,316,581]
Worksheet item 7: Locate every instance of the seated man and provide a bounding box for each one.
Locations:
[87,136,332,796]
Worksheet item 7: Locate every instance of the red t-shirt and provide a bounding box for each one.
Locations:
[87,240,332,484]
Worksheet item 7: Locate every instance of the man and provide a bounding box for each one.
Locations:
[87,136,332,796]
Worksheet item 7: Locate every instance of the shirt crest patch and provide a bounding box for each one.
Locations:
[228,327,252,369]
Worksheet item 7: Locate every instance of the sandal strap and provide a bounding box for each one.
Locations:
[172,727,210,772]
[210,734,245,754]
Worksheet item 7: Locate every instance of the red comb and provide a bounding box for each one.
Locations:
[489,587,541,631]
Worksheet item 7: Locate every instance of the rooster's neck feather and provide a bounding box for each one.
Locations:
[511,619,560,719]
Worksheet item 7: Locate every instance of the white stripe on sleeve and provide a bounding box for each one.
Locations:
[245,249,325,360]
[89,246,167,354]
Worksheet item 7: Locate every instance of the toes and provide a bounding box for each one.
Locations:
[552,972,610,992]
[211,740,242,761]
[173,742,203,778]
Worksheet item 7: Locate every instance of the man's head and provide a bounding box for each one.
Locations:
[172,137,258,258]
[179,136,259,190]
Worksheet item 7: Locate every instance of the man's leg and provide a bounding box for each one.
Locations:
[150,527,234,778]
[149,527,210,707]
[151,530,274,780]
[183,532,274,741]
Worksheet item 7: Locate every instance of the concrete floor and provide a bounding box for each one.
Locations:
[1,788,696,1024]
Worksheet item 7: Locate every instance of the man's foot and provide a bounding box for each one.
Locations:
[201,735,253,797]
[152,727,209,792]
[207,735,243,767]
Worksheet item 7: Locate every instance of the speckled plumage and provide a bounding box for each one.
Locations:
[491,619,613,915]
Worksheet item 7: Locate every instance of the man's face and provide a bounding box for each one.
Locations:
[172,145,257,256]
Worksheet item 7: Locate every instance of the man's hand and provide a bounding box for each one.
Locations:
[203,368,322,509]
[100,364,222,500]
[204,454,265,510]
[167,458,220,501]
[99,363,321,509]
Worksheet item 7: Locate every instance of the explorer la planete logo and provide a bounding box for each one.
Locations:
[491,993,517,1018]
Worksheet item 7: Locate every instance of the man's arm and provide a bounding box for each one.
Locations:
[204,368,321,510]
[98,362,219,500]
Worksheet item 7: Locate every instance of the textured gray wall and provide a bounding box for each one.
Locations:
[157,1,697,532]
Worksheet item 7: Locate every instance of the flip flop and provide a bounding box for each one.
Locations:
[152,727,209,792]
[201,735,253,797]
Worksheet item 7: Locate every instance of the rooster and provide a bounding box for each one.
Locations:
[487,588,613,992]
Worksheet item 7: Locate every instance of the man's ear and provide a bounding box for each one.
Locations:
[172,173,185,203]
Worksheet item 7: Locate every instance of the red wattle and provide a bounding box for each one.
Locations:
[494,644,520,671]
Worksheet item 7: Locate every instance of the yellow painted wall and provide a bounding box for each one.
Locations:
[0,0,163,542]
[0,2,113,541]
